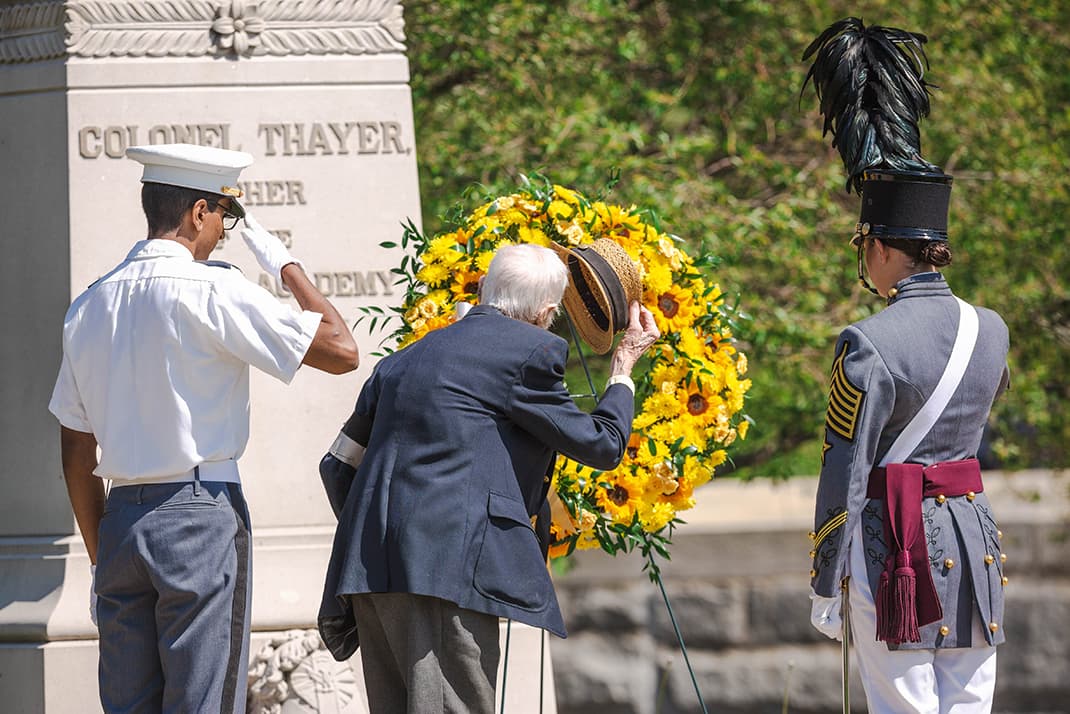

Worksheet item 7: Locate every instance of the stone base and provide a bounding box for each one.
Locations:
[248,620,556,714]
[0,622,555,714]
[0,640,102,714]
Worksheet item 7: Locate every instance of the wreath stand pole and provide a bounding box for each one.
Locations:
[564,312,709,714]
[499,619,512,714]
[644,543,710,714]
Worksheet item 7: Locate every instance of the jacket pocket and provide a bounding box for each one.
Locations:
[473,491,551,612]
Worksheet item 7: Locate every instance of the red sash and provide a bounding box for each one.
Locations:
[866,458,983,644]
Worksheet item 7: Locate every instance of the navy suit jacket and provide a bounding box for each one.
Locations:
[318,305,635,660]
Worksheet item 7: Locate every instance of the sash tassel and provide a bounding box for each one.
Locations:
[867,459,984,645]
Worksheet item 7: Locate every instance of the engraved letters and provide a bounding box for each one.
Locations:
[237,181,307,207]
[76,119,407,305]
[257,122,409,156]
[78,124,231,158]
[78,121,409,158]
[258,271,393,298]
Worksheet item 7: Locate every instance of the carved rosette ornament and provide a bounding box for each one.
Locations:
[212,1,266,55]
[247,629,359,714]
[0,0,406,63]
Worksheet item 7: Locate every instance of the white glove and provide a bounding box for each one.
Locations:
[809,589,842,641]
[89,564,98,627]
[240,213,303,282]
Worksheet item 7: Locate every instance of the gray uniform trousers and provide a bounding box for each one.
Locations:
[95,478,252,714]
[350,592,500,714]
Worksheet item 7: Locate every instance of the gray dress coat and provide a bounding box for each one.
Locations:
[810,272,1011,649]
[318,305,634,661]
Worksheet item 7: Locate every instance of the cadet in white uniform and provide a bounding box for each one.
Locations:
[48,144,360,713]
[802,19,1011,713]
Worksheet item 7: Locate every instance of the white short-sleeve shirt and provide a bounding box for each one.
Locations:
[48,239,322,481]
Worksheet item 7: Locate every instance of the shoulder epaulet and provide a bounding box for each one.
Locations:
[198,259,243,274]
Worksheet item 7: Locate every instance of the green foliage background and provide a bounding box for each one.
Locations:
[401,0,1070,475]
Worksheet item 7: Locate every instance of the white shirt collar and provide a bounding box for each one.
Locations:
[125,239,194,261]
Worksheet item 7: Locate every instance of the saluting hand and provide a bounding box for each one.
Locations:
[240,213,303,282]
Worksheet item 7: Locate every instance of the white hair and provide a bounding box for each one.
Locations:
[481,244,567,324]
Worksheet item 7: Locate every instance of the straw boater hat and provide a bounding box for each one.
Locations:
[550,239,642,354]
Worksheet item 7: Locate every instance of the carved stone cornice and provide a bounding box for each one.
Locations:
[0,1,66,61]
[0,0,406,63]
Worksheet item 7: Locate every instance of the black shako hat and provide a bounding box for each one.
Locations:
[857,170,952,242]
[802,17,952,244]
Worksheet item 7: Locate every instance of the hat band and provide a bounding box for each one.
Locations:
[861,223,949,242]
[568,255,610,331]
[567,247,628,332]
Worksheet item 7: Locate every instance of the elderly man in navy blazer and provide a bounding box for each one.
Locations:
[317,243,659,713]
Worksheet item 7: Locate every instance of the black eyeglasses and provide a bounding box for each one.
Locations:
[214,203,241,231]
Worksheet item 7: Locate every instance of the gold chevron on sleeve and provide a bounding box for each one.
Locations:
[812,510,848,548]
[825,341,864,441]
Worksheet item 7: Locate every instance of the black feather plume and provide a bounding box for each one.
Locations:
[802,17,940,193]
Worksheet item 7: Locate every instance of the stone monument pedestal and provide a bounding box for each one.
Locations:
[1,1,554,711]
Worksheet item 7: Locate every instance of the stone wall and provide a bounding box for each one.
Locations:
[549,470,1070,714]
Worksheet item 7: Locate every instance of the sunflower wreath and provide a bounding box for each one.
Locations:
[358,175,751,567]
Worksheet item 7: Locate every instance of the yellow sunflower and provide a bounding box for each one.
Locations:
[596,472,644,524]
[652,283,702,335]
[449,269,484,302]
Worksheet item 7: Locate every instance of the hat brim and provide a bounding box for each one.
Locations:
[550,243,624,355]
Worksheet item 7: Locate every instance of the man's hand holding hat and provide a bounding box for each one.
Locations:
[608,301,660,385]
[240,214,304,282]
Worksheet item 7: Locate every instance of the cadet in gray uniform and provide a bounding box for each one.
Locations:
[49,144,359,713]
[802,19,1011,712]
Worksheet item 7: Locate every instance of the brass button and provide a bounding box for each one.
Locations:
[809,550,817,559]
[944,558,955,569]
[808,531,817,540]
[966,491,976,501]
[888,287,899,298]
[989,622,999,633]
[810,569,817,578]
[997,529,1003,540]
[861,222,871,235]
[1001,576,1009,586]
[939,625,950,636]
[936,494,946,504]
[1000,553,1007,563]
[984,554,995,565]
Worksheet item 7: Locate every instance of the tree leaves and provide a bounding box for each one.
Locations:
[404,0,1070,470]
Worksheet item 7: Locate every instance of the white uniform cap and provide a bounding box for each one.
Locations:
[126,143,254,214]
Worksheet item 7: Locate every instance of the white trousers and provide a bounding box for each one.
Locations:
[848,523,997,713]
